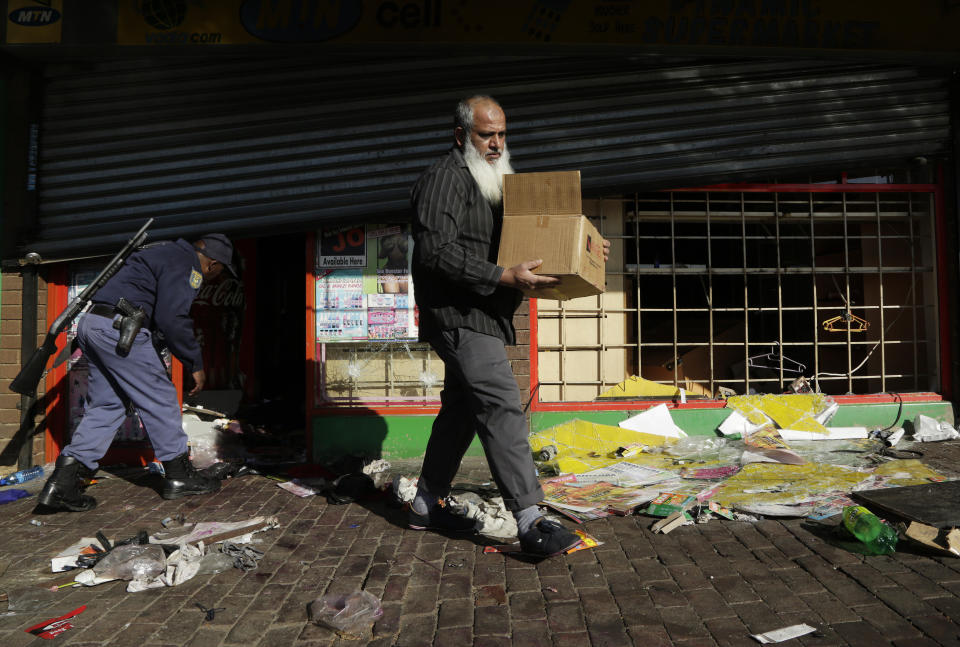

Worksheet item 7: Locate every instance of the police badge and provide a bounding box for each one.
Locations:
[189,269,203,289]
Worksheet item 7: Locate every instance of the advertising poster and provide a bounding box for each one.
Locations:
[315,223,416,343]
[317,225,366,268]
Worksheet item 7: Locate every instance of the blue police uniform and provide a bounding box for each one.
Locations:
[62,239,205,470]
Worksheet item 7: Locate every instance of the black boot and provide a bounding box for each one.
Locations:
[161,452,221,500]
[37,455,97,512]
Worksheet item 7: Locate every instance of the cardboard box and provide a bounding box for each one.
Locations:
[497,171,605,301]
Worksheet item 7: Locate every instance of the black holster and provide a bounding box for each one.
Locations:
[112,297,146,357]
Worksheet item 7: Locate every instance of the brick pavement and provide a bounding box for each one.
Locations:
[0,444,959,646]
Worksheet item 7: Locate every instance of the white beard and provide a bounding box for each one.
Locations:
[463,139,514,206]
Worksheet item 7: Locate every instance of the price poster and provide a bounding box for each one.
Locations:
[315,223,417,342]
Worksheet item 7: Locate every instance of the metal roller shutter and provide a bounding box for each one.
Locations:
[30,55,949,256]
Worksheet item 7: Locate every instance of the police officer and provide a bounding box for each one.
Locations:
[37,234,237,512]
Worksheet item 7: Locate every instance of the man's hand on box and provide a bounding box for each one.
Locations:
[602,238,611,262]
[500,260,561,290]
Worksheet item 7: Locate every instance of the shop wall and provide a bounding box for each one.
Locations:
[310,302,532,461]
[0,268,48,469]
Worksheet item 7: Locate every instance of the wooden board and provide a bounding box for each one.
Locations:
[852,480,960,528]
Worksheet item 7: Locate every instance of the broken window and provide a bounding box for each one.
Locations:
[536,172,941,400]
[312,223,444,405]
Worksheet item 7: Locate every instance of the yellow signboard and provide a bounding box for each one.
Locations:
[10,0,953,57]
[6,0,62,44]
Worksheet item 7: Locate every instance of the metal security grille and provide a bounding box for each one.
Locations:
[536,172,940,400]
[29,57,948,257]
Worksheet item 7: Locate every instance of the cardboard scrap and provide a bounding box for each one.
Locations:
[651,510,692,534]
[904,521,960,556]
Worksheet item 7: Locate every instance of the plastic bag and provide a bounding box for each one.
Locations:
[182,413,221,469]
[195,551,236,575]
[92,544,166,582]
[308,590,383,636]
[3,587,58,614]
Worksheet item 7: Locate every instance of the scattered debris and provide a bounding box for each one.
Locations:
[221,542,264,572]
[911,415,960,442]
[149,516,279,546]
[475,584,507,606]
[308,590,383,638]
[482,529,602,556]
[903,521,960,557]
[24,605,87,639]
[750,623,817,644]
[277,480,318,497]
[651,510,692,534]
[447,494,517,541]
[195,602,226,622]
[852,480,960,528]
[619,403,688,439]
[0,489,29,505]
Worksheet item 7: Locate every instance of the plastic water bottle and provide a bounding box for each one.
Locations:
[842,505,898,555]
[0,465,44,486]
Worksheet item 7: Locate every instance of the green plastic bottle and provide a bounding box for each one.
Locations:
[842,506,898,555]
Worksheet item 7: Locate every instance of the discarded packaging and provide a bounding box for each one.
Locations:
[904,521,960,557]
[840,505,897,555]
[482,528,601,555]
[149,516,279,546]
[2,587,58,615]
[779,427,868,441]
[277,480,317,497]
[651,510,692,534]
[911,414,960,442]
[0,489,29,504]
[182,413,223,469]
[195,550,237,575]
[79,544,166,586]
[529,419,673,474]
[618,404,688,439]
[24,605,87,639]
[447,494,515,541]
[308,590,383,637]
[750,623,817,644]
[597,375,704,400]
[727,393,835,435]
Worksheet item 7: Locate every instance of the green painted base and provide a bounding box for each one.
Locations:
[310,400,954,461]
[311,414,483,461]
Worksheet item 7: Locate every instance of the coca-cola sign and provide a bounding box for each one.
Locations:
[194,278,244,308]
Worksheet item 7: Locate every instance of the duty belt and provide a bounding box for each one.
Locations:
[88,303,118,318]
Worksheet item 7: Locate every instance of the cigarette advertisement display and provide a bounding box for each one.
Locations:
[315,223,417,343]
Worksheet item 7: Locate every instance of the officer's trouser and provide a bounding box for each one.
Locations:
[62,313,187,470]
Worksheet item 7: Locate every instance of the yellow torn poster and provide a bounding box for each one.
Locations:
[713,459,946,508]
[726,393,834,434]
[598,375,709,399]
[529,419,675,474]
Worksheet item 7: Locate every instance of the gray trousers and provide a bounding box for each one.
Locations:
[62,313,187,470]
[419,328,543,512]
